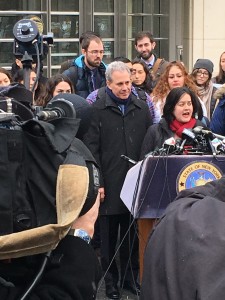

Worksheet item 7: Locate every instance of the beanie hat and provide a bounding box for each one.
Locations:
[193,59,214,75]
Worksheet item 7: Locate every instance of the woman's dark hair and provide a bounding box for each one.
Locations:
[163,86,203,124]
[131,58,153,94]
[0,67,12,82]
[37,73,74,106]
[214,51,225,84]
[12,68,44,103]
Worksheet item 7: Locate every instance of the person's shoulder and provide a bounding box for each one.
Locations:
[74,55,84,67]
[146,122,160,132]
[86,89,99,104]
[99,61,107,70]
[213,84,225,100]
[131,93,149,109]
[90,87,107,108]
[157,58,169,68]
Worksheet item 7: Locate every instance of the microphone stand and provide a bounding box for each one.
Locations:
[21,51,33,91]
[208,138,217,157]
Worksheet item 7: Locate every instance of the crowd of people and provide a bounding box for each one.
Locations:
[1,24,225,300]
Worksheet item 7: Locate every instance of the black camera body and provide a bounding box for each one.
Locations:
[13,18,53,61]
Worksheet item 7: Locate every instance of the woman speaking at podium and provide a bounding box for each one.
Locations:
[140,86,206,159]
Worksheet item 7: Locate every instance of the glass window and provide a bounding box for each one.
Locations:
[128,16,152,39]
[0,42,14,67]
[51,15,79,38]
[103,41,114,64]
[154,0,169,14]
[127,0,169,61]
[156,39,169,60]
[94,0,114,12]
[153,15,169,38]
[51,41,79,66]
[51,0,79,11]
[94,16,114,38]
[129,0,152,14]
[0,16,21,38]
[0,0,43,10]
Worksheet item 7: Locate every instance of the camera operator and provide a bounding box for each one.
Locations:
[0,85,102,298]
[0,194,101,300]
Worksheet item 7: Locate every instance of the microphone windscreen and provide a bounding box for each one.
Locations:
[51,93,94,140]
[0,83,33,104]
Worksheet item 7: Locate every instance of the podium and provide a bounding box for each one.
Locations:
[121,154,225,280]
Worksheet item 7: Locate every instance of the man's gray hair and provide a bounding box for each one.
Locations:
[105,61,131,81]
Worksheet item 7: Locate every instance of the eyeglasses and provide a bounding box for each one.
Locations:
[87,50,104,55]
[196,70,209,77]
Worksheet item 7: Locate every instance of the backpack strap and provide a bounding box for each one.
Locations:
[152,58,163,75]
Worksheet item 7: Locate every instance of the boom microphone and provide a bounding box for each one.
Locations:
[36,98,76,121]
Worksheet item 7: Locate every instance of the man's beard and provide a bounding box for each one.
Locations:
[86,57,101,68]
[139,50,153,60]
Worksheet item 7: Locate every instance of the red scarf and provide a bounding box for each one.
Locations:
[170,118,196,138]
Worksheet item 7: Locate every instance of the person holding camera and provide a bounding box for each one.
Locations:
[0,195,101,300]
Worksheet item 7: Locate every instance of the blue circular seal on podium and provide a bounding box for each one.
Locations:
[176,160,223,193]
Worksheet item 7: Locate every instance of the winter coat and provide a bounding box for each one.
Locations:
[84,87,152,215]
[140,118,206,159]
[210,84,225,135]
[0,236,101,299]
[86,86,160,124]
[141,175,225,300]
[63,55,107,98]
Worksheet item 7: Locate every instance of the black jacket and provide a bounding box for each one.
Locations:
[63,56,107,99]
[84,87,152,215]
[141,175,225,300]
[140,118,206,159]
[0,236,101,299]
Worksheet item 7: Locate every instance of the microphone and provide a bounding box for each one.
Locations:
[36,98,76,121]
[175,138,186,153]
[211,138,225,154]
[159,137,176,154]
[144,137,176,157]
[192,126,214,140]
[193,126,225,141]
[182,128,198,143]
[120,155,137,165]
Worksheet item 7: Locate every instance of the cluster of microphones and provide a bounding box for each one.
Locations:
[147,126,225,157]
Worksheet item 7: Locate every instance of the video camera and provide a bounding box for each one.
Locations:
[13,18,53,61]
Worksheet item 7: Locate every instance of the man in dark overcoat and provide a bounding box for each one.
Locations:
[84,61,152,299]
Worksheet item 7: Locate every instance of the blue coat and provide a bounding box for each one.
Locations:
[210,85,225,136]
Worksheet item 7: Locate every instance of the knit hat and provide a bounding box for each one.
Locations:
[193,59,214,75]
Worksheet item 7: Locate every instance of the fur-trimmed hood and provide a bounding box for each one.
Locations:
[213,83,225,99]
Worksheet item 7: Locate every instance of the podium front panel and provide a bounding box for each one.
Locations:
[121,155,225,219]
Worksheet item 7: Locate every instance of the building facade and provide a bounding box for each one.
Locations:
[0,0,224,77]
